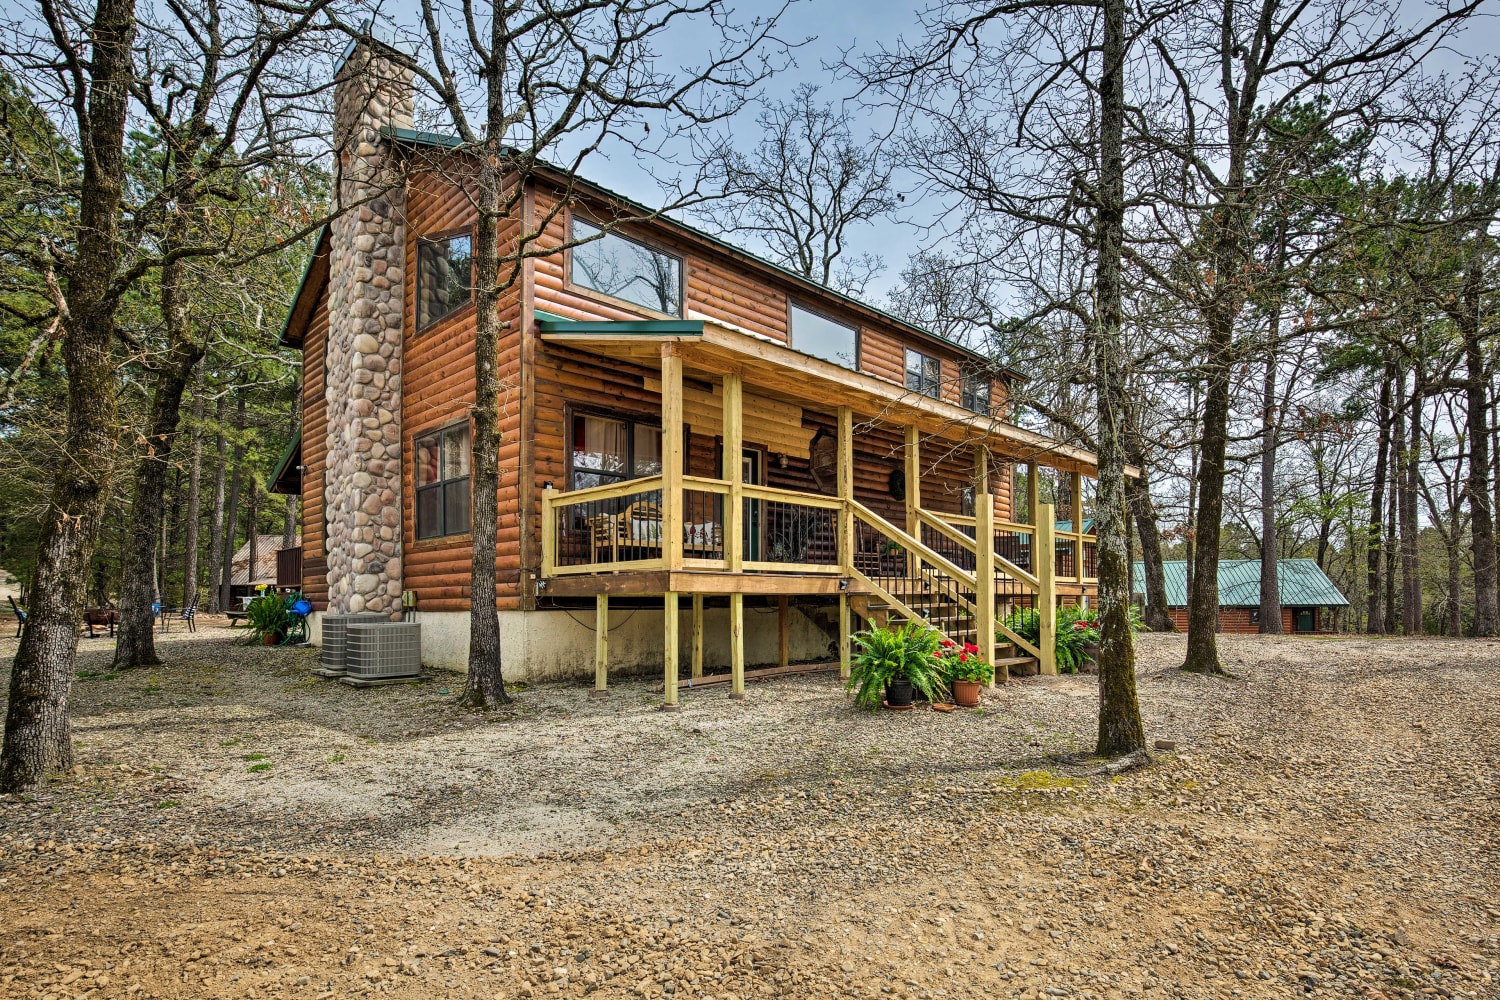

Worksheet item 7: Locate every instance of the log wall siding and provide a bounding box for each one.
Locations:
[399,170,526,613]
[300,288,330,608]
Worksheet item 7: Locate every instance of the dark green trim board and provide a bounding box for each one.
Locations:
[536,313,704,337]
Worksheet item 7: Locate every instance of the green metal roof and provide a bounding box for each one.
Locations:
[266,428,302,495]
[1131,558,1349,608]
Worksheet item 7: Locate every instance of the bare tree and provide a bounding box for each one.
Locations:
[697,83,897,298]
[341,1,789,708]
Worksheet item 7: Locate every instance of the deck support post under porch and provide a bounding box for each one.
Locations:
[691,594,704,679]
[592,594,609,698]
[729,593,746,699]
[777,597,789,668]
[839,592,851,679]
[1036,503,1058,676]
[662,590,680,710]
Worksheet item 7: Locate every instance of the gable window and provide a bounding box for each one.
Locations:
[905,349,941,398]
[416,233,473,330]
[962,371,991,414]
[570,218,682,315]
[571,413,662,490]
[415,424,471,539]
[789,303,858,369]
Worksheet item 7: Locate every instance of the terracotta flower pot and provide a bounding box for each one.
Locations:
[952,679,982,707]
[262,633,277,646]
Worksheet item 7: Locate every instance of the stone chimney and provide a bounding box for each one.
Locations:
[324,40,413,616]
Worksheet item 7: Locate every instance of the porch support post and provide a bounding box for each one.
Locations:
[723,372,743,572]
[662,345,684,570]
[839,592,851,679]
[904,425,921,535]
[593,593,609,697]
[691,593,704,679]
[1026,462,1040,526]
[974,443,989,498]
[837,405,853,571]
[975,493,997,686]
[729,592,745,698]
[777,596,789,668]
[662,590,680,709]
[838,405,854,680]
[1036,503,1057,675]
[1070,471,1084,583]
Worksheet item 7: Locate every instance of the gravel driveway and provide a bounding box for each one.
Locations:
[1,626,1496,999]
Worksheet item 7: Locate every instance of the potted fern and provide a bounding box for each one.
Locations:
[847,621,947,709]
[246,590,291,646]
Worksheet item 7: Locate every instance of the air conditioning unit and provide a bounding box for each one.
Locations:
[344,622,422,682]
[318,613,390,674]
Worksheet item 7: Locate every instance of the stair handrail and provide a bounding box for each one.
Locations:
[915,507,1039,589]
[846,499,977,589]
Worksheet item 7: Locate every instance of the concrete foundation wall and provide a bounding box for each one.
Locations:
[308,605,833,682]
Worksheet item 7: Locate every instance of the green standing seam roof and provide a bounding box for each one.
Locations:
[535,312,704,336]
[266,428,302,494]
[1131,558,1350,608]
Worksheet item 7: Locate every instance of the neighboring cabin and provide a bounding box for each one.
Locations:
[268,40,1105,687]
[1132,559,1350,634]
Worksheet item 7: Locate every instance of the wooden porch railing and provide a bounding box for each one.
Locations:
[540,476,1082,677]
[275,547,302,588]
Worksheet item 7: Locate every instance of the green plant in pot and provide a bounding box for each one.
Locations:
[246,589,290,645]
[846,621,947,709]
[939,639,994,707]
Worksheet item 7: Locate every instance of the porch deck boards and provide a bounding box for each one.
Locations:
[540,569,872,598]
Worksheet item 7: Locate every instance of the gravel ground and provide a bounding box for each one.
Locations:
[0,624,1497,1000]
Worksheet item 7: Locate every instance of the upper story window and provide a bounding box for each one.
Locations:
[962,371,992,414]
[571,413,662,491]
[789,303,858,369]
[416,233,473,331]
[415,423,472,539]
[570,217,683,316]
[905,349,941,398]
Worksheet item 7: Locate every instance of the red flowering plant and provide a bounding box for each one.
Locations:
[937,637,994,685]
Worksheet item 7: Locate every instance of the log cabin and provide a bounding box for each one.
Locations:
[270,41,1105,700]
[1132,559,1348,634]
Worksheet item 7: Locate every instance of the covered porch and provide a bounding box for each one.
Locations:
[535,315,1102,707]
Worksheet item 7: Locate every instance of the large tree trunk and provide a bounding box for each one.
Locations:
[205,394,227,613]
[1460,255,1497,635]
[283,494,297,550]
[1,0,137,791]
[112,312,204,666]
[1399,376,1422,634]
[1258,323,1282,633]
[219,398,245,613]
[462,129,510,708]
[182,386,204,608]
[1124,429,1174,632]
[1093,0,1146,757]
[1184,330,1232,674]
[1384,425,1399,631]
[1365,370,1391,634]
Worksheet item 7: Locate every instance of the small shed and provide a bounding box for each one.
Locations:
[1132,558,1349,633]
[230,534,300,602]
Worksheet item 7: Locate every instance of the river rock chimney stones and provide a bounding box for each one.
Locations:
[324,41,413,616]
